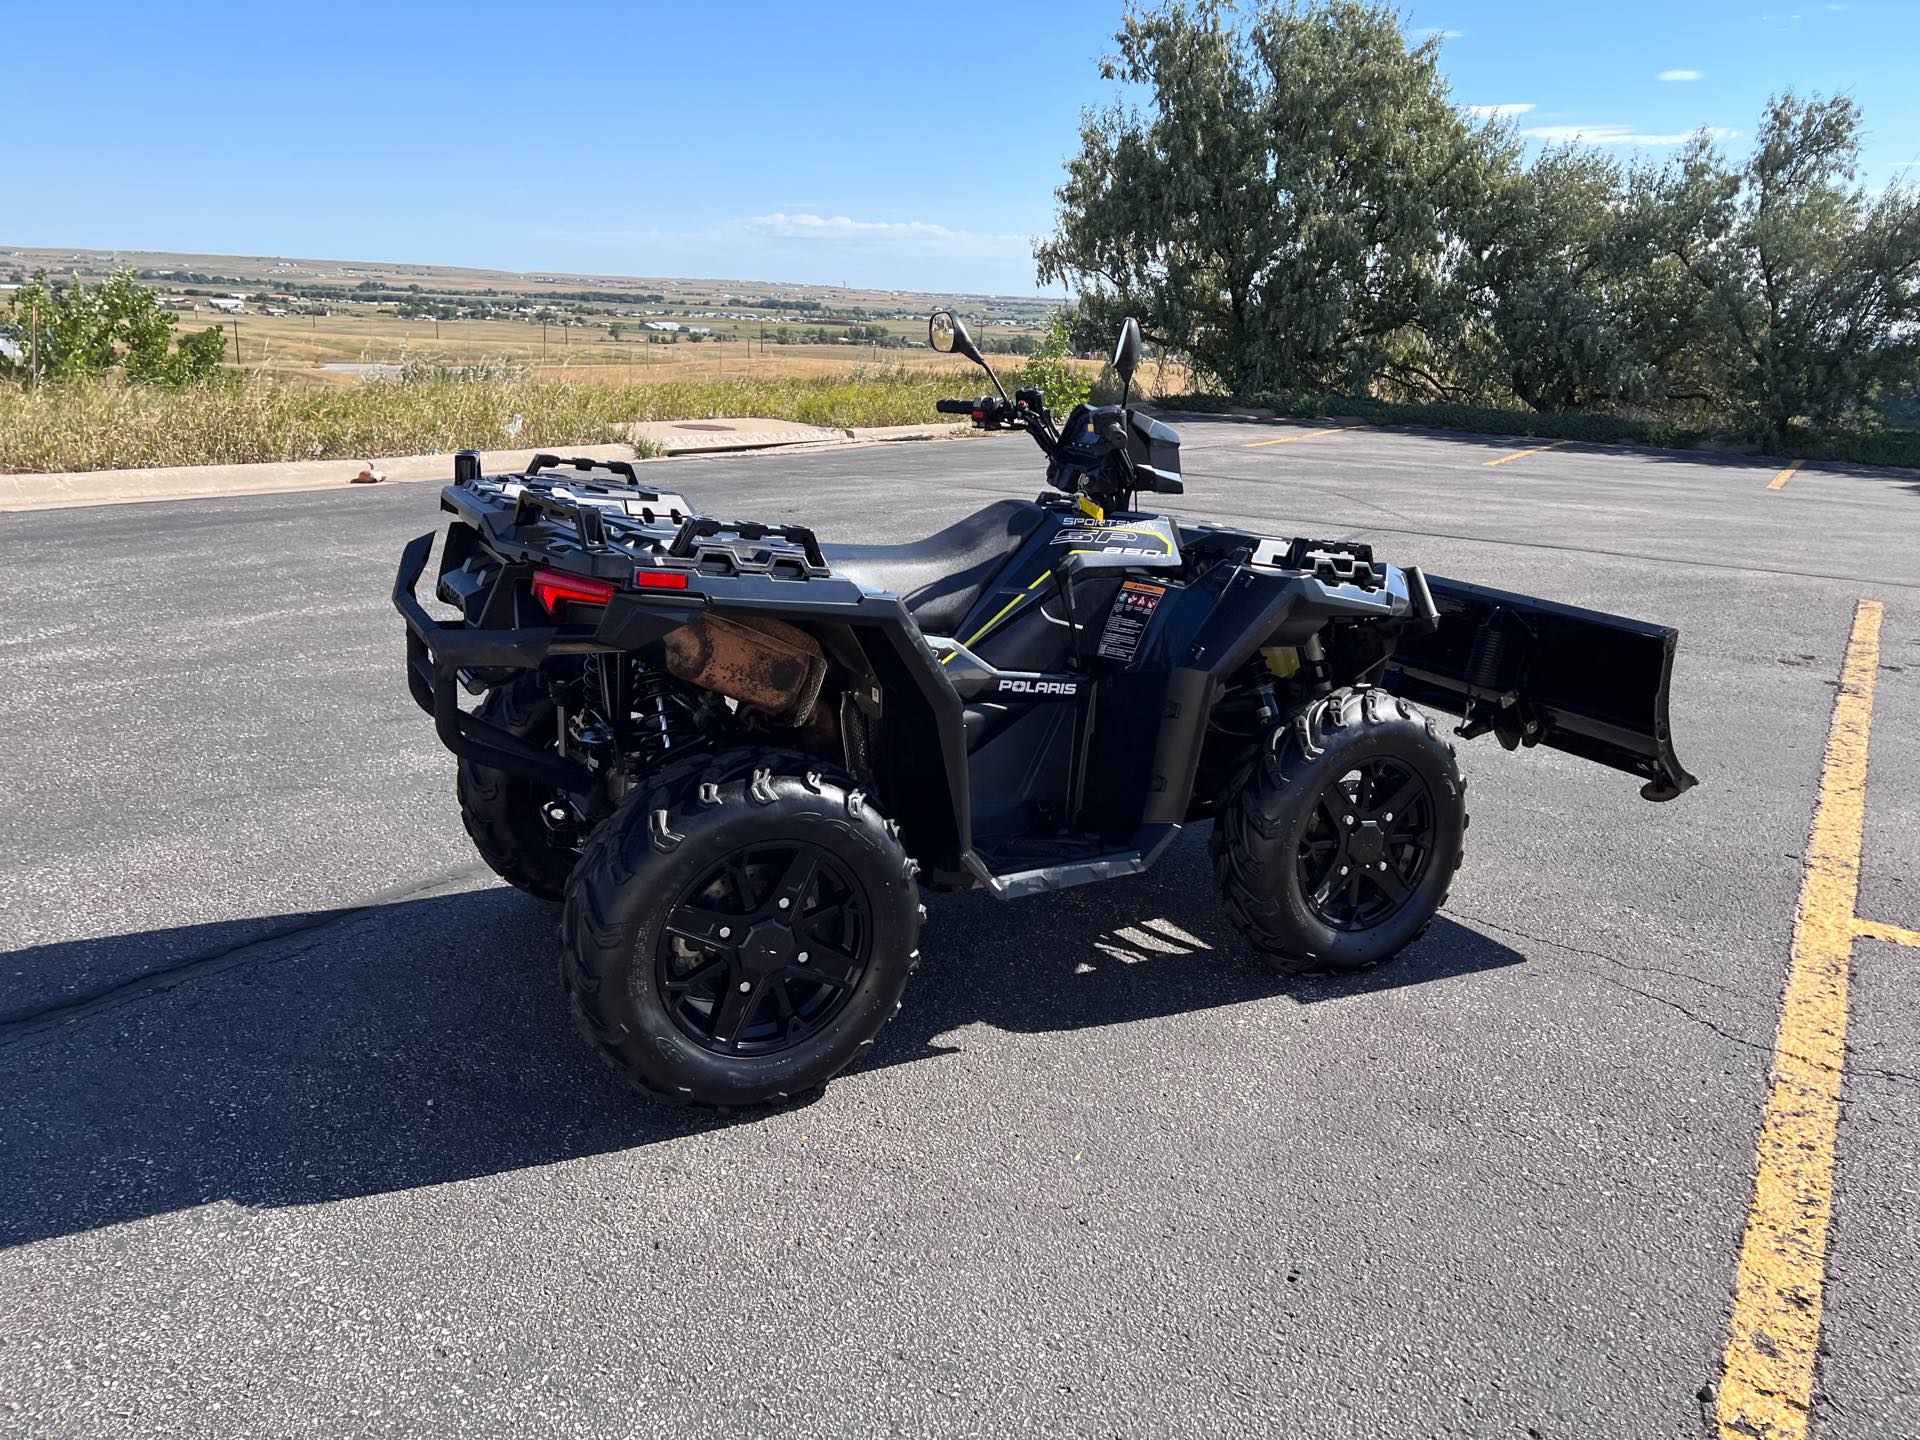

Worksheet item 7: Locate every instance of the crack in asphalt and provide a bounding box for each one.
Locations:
[1454,910,1742,996]
[1455,910,1920,1092]
[0,865,489,1050]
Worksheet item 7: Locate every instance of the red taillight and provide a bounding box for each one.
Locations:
[531,568,617,617]
[633,569,690,590]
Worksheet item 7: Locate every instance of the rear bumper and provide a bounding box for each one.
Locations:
[1385,574,1697,801]
[392,532,597,791]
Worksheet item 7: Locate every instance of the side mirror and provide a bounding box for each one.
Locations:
[1112,316,1143,387]
[929,309,984,365]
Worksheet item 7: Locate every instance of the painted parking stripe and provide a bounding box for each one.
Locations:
[1768,461,1804,491]
[1853,917,1920,948]
[1243,425,1364,448]
[1716,599,1884,1440]
[1482,438,1572,467]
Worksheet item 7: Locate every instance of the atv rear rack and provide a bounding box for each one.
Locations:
[445,450,831,581]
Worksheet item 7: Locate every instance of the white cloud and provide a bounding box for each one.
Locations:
[1521,122,1738,146]
[740,213,1029,260]
[1416,26,1464,39]
[1466,103,1536,118]
[1658,68,1703,81]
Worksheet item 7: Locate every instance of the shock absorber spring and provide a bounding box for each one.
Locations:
[627,663,703,769]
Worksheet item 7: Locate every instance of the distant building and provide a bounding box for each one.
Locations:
[208,297,247,314]
[643,320,681,333]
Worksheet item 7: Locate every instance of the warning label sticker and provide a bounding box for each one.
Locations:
[1096,580,1167,663]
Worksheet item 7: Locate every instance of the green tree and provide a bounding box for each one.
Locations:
[1037,0,1508,394]
[1,267,229,387]
[1650,93,1920,446]
[1453,148,1708,412]
[1014,311,1094,413]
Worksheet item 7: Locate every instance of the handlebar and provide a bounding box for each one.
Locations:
[934,399,976,415]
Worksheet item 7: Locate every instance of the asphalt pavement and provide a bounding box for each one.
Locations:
[1,418,1914,1438]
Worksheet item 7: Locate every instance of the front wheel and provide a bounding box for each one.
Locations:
[559,749,922,1107]
[1211,687,1466,975]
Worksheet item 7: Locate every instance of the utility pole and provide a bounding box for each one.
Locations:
[28,297,38,389]
[231,318,241,364]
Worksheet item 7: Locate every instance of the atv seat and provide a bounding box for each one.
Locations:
[824,499,1048,638]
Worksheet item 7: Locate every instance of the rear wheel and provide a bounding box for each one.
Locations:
[1211,686,1466,975]
[560,749,922,1107]
[455,676,583,901]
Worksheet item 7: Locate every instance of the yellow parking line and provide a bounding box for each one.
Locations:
[1483,438,1572,467]
[1854,917,1920,948]
[1768,461,1803,491]
[1717,598,1884,1440]
[1244,425,1364,448]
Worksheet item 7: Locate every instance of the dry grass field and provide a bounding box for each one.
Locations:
[196,311,1194,393]
[0,246,1197,473]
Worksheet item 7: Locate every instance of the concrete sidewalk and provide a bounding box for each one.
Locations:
[0,422,969,513]
[0,445,641,513]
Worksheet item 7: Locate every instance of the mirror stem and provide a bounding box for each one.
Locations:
[978,354,1011,405]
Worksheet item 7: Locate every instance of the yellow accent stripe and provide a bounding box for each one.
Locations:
[1717,598,1884,1440]
[1768,460,1804,491]
[1483,438,1572,467]
[1244,425,1363,448]
[941,572,1055,663]
[1854,917,1920,948]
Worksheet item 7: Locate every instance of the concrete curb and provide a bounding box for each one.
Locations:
[0,445,641,514]
[0,423,973,513]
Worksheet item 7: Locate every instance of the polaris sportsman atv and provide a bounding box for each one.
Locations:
[394,309,1695,1107]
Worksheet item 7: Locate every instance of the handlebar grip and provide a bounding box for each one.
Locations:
[935,399,976,415]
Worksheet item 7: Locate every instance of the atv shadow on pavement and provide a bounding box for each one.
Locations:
[0,836,1520,1250]
[869,830,1524,1074]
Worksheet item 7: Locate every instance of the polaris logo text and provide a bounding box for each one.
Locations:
[994,678,1080,697]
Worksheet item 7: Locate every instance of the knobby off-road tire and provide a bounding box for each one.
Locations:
[1211,686,1467,976]
[559,748,923,1107]
[456,676,580,901]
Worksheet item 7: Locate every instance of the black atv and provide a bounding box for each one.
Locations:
[394,309,1695,1107]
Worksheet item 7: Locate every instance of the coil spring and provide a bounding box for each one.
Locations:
[1466,623,1510,693]
[627,664,704,767]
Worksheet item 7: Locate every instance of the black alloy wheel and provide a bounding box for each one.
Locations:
[1295,757,1437,931]
[1212,686,1466,976]
[656,842,872,1056]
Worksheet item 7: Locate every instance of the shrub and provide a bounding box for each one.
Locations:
[1013,313,1093,416]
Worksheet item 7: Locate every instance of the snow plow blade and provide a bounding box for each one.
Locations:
[1385,573,1697,801]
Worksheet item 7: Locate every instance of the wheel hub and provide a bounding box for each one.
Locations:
[1346,821,1386,867]
[741,920,796,976]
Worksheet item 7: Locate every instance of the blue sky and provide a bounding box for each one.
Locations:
[7,1,1915,295]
